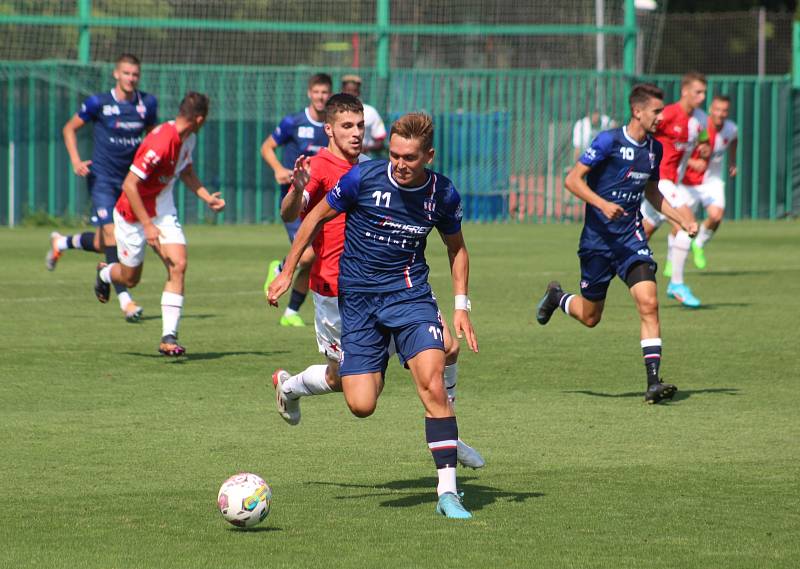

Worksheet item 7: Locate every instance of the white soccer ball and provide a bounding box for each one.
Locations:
[217,472,272,528]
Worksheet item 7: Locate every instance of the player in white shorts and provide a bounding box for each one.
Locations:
[95,93,224,356]
[682,94,738,269]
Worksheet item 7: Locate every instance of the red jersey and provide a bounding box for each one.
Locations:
[655,102,703,183]
[301,148,356,297]
[116,121,183,222]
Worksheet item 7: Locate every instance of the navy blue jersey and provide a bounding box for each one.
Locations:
[270,108,329,169]
[579,126,662,249]
[326,159,463,293]
[78,89,158,179]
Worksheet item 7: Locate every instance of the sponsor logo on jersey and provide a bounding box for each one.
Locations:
[114,120,145,131]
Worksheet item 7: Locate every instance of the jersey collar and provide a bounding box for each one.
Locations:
[622,126,647,147]
[386,162,432,191]
[304,107,324,127]
[110,88,142,105]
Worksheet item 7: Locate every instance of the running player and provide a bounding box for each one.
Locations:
[51,54,158,322]
[94,92,223,356]
[260,73,332,327]
[270,94,484,469]
[268,113,478,519]
[536,84,698,404]
[640,72,707,308]
[682,94,738,269]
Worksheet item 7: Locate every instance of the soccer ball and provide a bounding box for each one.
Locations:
[217,472,272,528]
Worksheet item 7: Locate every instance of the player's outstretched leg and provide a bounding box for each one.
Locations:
[536,281,564,325]
[666,230,700,308]
[443,363,485,469]
[272,369,301,425]
[47,231,98,271]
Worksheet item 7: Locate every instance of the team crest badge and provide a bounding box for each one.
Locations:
[136,102,146,118]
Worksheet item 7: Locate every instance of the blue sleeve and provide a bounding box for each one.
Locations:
[436,185,463,235]
[270,116,294,146]
[77,95,101,122]
[326,165,362,213]
[578,130,614,169]
[144,94,158,127]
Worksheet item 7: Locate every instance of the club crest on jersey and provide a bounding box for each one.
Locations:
[648,152,656,170]
[136,102,146,118]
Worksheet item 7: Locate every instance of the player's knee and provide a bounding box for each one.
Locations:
[170,257,188,276]
[121,272,140,288]
[584,313,602,328]
[347,401,377,418]
[638,295,659,317]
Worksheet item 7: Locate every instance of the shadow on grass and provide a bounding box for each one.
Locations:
[138,313,217,322]
[121,350,288,363]
[309,476,543,512]
[563,387,740,402]
[226,525,282,533]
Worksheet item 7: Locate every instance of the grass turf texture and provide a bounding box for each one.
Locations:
[1,221,798,569]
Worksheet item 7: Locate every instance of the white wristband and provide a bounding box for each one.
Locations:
[455,295,471,312]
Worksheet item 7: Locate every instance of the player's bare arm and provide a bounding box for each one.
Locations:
[267,198,339,306]
[644,181,698,237]
[62,114,92,176]
[279,155,311,222]
[121,171,161,246]
[260,136,292,185]
[180,164,225,212]
[565,162,625,221]
[728,138,738,177]
[441,230,478,353]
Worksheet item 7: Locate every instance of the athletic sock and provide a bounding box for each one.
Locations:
[99,263,116,284]
[282,365,332,399]
[695,225,715,248]
[426,416,459,496]
[287,288,307,312]
[666,233,675,263]
[56,236,71,251]
[641,338,662,386]
[161,292,184,338]
[559,293,575,315]
[117,291,132,311]
[670,230,691,285]
[444,364,458,405]
[105,246,129,298]
[79,232,98,252]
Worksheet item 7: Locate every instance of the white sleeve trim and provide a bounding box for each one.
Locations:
[130,164,148,180]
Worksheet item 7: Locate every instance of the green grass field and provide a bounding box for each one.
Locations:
[1,221,798,569]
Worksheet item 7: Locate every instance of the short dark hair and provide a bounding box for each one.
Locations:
[681,71,707,88]
[178,92,210,120]
[712,94,731,104]
[390,113,434,152]
[116,53,141,67]
[629,83,664,110]
[324,93,364,125]
[308,73,333,90]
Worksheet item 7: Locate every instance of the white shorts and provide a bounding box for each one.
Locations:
[640,179,691,229]
[684,179,726,210]
[113,210,187,268]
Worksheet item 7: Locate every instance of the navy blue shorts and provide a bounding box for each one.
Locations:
[578,236,657,301]
[279,183,301,242]
[87,173,123,227]
[338,284,445,377]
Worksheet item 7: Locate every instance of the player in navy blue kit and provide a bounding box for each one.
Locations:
[51,53,158,322]
[268,113,478,519]
[261,73,332,327]
[536,84,698,404]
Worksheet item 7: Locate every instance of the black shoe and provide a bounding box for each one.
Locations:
[536,281,563,325]
[159,334,186,357]
[94,263,110,304]
[644,381,678,404]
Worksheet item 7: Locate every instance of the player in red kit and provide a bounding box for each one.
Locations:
[269,94,484,469]
[95,92,225,356]
[641,72,708,307]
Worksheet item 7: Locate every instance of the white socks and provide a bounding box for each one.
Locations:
[695,225,715,248]
[283,307,299,318]
[436,466,457,496]
[670,230,691,285]
[444,363,457,404]
[161,291,183,338]
[666,233,674,264]
[282,365,332,399]
[117,291,132,310]
[99,263,115,284]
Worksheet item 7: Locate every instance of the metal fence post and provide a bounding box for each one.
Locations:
[78,0,91,63]
[376,0,390,80]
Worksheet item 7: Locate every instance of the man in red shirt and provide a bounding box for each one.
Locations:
[641,72,708,307]
[95,92,225,356]
[268,94,484,469]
